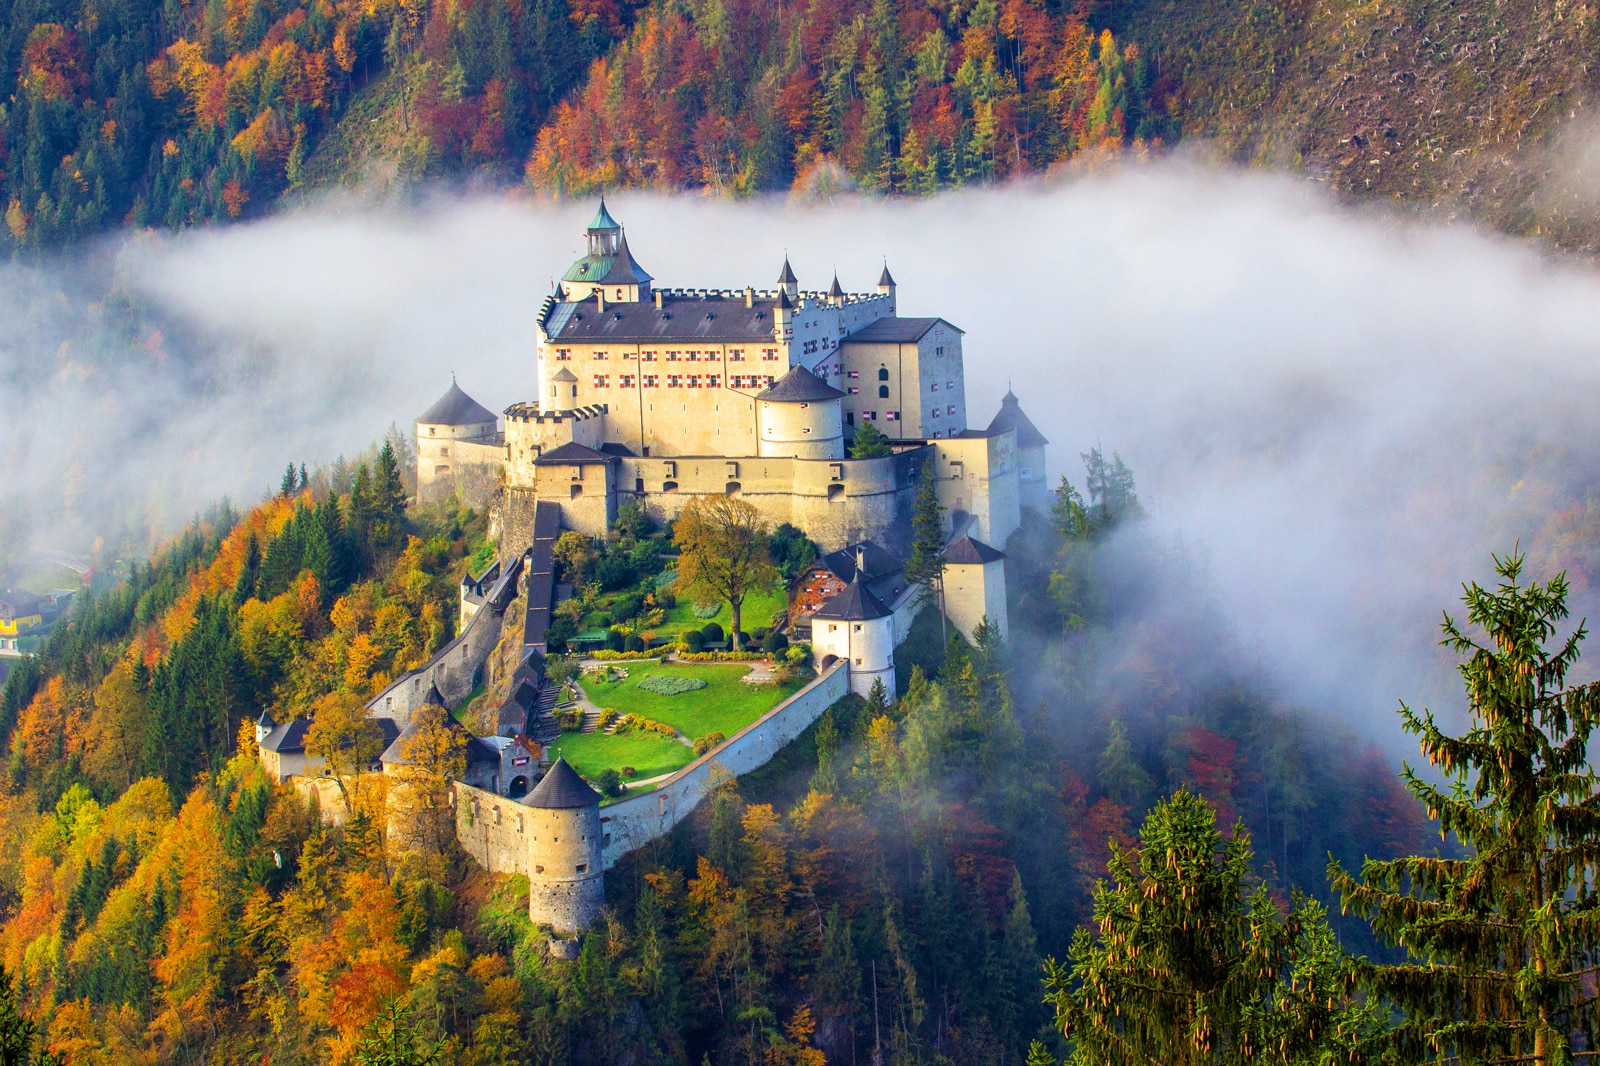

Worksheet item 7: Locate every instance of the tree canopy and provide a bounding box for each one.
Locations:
[671,495,780,647]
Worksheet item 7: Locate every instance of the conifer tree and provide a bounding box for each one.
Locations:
[849,420,893,459]
[1330,550,1600,1064]
[905,459,947,643]
[279,462,299,498]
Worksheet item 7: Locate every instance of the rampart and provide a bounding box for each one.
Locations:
[450,660,850,876]
[366,592,505,727]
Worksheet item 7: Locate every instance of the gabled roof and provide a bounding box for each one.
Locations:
[820,541,902,583]
[845,317,960,344]
[380,709,496,765]
[598,442,637,457]
[598,235,653,285]
[418,380,496,427]
[945,535,1005,565]
[535,441,614,465]
[425,681,446,707]
[812,573,892,621]
[588,197,620,231]
[260,716,311,754]
[756,364,844,403]
[525,756,602,808]
[544,293,780,342]
[776,289,795,311]
[986,389,1049,449]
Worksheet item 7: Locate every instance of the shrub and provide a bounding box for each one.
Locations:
[620,713,677,737]
[785,643,811,666]
[625,634,645,652]
[762,630,788,653]
[597,708,619,729]
[620,765,637,778]
[692,600,722,619]
[683,631,705,652]
[694,732,726,756]
[700,622,724,644]
[558,707,585,731]
[606,628,626,652]
[593,768,625,797]
[639,674,708,696]
[612,589,646,621]
[656,588,677,609]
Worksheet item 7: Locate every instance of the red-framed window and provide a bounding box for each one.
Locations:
[644,375,659,387]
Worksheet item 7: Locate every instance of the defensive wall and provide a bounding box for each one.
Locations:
[451,660,850,875]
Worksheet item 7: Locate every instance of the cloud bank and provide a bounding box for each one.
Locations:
[5,165,1600,741]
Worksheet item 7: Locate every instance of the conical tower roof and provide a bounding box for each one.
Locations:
[778,257,797,284]
[597,234,653,284]
[812,572,891,621]
[588,196,620,231]
[828,274,843,298]
[986,389,1049,449]
[526,756,602,808]
[418,379,496,427]
[878,262,896,287]
[756,364,845,403]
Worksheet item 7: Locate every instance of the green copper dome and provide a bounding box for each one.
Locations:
[587,197,620,231]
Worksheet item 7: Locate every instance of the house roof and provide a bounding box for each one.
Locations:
[535,441,614,465]
[945,535,1005,565]
[424,681,446,707]
[525,757,602,808]
[260,716,311,754]
[380,709,497,766]
[598,236,653,285]
[986,389,1049,449]
[418,380,497,427]
[756,364,844,403]
[820,541,902,583]
[845,317,960,344]
[0,590,41,620]
[828,274,843,298]
[812,573,892,621]
[543,293,782,343]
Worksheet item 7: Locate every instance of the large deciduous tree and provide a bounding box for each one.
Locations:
[1330,550,1600,1064]
[304,691,386,814]
[387,703,467,858]
[672,496,779,648]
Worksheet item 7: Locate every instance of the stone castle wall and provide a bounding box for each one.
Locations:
[452,661,849,879]
[598,660,849,866]
[366,599,506,728]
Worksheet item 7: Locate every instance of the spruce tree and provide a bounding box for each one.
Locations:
[1330,550,1600,1064]
[279,462,298,498]
[904,459,947,643]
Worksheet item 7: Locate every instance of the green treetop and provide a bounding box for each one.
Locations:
[1330,550,1600,1065]
[849,421,894,459]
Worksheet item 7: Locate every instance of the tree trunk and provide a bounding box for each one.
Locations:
[730,594,743,649]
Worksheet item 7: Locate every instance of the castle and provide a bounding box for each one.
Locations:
[262,201,1050,939]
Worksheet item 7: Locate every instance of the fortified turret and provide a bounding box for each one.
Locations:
[986,389,1050,512]
[415,377,500,504]
[810,571,896,697]
[755,365,845,460]
[524,757,605,934]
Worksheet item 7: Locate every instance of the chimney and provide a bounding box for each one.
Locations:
[654,289,663,309]
[855,545,866,577]
[745,286,754,309]
[596,289,606,313]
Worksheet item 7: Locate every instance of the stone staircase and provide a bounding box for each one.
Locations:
[525,683,564,747]
[578,709,603,734]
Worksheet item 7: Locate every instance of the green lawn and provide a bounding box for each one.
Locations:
[577,660,802,742]
[657,584,789,638]
[548,729,694,782]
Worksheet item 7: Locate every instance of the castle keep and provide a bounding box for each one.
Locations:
[279,201,1052,938]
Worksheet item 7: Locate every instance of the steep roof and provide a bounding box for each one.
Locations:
[778,257,797,284]
[0,590,40,620]
[525,756,602,808]
[551,365,578,383]
[418,380,496,427]
[424,681,446,707]
[986,389,1049,449]
[776,288,795,311]
[588,197,620,230]
[845,317,960,344]
[828,274,843,298]
[380,709,497,766]
[879,263,896,287]
[812,573,892,621]
[820,541,902,583]
[756,364,844,403]
[945,535,1005,565]
[543,293,781,343]
[535,441,614,465]
[259,716,311,754]
[598,235,653,285]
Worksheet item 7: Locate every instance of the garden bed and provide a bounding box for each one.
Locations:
[575,660,803,743]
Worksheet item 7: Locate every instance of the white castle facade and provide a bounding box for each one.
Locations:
[417,201,1050,698]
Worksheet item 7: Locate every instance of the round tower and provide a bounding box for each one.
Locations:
[415,377,498,504]
[755,365,845,460]
[810,570,897,698]
[524,757,605,935]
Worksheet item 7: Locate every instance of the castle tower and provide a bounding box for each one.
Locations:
[416,377,500,505]
[524,757,606,935]
[778,256,799,301]
[756,365,845,460]
[986,390,1050,513]
[547,365,579,414]
[828,273,845,308]
[561,199,653,303]
[877,262,896,314]
[942,534,1008,642]
[810,572,897,698]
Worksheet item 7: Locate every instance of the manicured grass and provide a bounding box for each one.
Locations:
[657,584,790,638]
[549,728,694,782]
[577,660,801,742]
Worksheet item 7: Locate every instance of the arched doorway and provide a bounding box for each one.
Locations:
[508,775,530,798]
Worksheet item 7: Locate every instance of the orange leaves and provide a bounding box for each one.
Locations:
[14,677,89,769]
[20,24,86,101]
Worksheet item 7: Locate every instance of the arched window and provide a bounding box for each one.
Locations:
[878,385,889,398]
[878,368,889,380]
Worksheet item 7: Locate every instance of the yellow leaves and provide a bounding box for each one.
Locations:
[4,200,27,241]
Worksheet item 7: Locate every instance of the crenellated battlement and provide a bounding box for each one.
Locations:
[504,403,608,424]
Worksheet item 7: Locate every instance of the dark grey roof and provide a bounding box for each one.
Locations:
[598,441,637,457]
[599,235,653,285]
[756,364,844,403]
[820,541,902,583]
[776,289,795,311]
[256,708,277,730]
[845,317,959,344]
[535,441,614,465]
[0,590,41,619]
[544,294,779,343]
[526,757,602,808]
[879,264,896,287]
[551,366,578,383]
[987,389,1049,449]
[260,716,311,754]
[945,535,1005,565]
[418,380,497,427]
[380,709,493,765]
[425,681,446,707]
[812,574,892,621]
[778,258,797,284]
[829,274,843,298]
